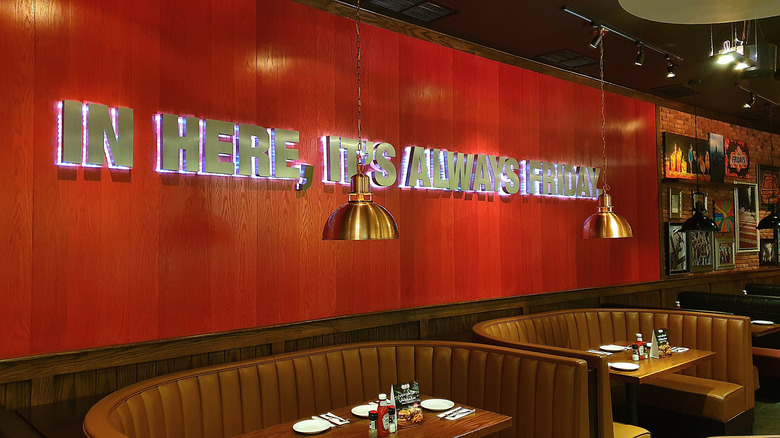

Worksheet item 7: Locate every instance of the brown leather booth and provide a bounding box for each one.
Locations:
[83,340,591,438]
[472,309,755,436]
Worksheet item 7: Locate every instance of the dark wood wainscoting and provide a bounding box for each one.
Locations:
[2,270,779,412]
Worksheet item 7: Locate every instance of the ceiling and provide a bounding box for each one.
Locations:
[352,0,780,132]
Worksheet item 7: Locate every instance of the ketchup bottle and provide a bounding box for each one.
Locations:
[635,333,646,359]
[377,393,389,437]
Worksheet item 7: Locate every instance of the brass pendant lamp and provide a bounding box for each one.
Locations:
[757,103,779,229]
[680,80,718,232]
[322,0,399,240]
[583,29,634,238]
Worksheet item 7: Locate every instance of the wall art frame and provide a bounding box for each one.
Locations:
[665,222,689,275]
[734,181,760,252]
[688,230,714,272]
[714,237,735,270]
[669,188,683,219]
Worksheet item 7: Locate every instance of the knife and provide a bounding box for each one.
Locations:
[325,412,349,424]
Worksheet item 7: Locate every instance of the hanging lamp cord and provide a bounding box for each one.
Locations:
[599,30,610,194]
[355,0,365,173]
[693,81,700,197]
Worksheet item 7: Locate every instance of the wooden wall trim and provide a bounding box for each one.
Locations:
[291,0,772,133]
[2,269,778,385]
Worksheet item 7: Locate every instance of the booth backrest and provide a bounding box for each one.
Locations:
[745,283,780,297]
[472,309,755,424]
[83,341,590,438]
[678,291,780,322]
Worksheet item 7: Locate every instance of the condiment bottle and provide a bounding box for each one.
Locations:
[635,333,646,359]
[631,344,639,361]
[377,393,389,437]
[369,411,378,438]
[388,405,397,433]
[675,300,681,309]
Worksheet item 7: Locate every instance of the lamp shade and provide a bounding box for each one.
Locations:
[322,174,399,240]
[757,211,780,230]
[582,194,634,238]
[680,209,717,232]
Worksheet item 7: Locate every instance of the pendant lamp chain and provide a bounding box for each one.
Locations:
[599,32,610,194]
[355,0,365,171]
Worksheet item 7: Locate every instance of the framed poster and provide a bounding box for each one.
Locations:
[713,199,735,233]
[709,133,725,183]
[714,237,736,270]
[688,230,714,272]
[692,192,708,213]
[665,222,689,274]
[663,132,710,180]
[757,164,780,210]
[734,181,759,252]
[725,139,750,178]
[669,189,683,219]
[760,238,777,266]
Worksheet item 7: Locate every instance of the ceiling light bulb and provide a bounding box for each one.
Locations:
[634,47,645,66]
[590,28,603,49]
[717,53,735,64]
[744,92,756,109]
[666,62,677,78]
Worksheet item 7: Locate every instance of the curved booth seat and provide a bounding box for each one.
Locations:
[473,309,755,437]
[744,283,780,297]
[83,340,591,438]
[678,291,780,323]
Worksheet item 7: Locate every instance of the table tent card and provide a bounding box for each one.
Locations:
[391,381,422,428]
[651,329,672,358]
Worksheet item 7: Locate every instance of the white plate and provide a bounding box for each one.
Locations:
[292,419,331,434]
[752,320,775,325]
[420,398,455,411]
[609,362,640,371]
[351,403,378,418]
[599,344,626,352]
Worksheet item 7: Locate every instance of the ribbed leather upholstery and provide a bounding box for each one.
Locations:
[678,291,780,322]
[745,283,780,297]
[473,309,754,426]
[83,341,590,438]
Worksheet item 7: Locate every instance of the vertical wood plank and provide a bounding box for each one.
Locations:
[30,377,54,407]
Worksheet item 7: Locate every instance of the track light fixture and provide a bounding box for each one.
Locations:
[634,42,645,66]
[744,92,756,108]
[562,7,682,77]
[590,26,604,49]
[666,57,677,78]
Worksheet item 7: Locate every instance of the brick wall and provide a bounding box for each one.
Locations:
[659,106,775,275]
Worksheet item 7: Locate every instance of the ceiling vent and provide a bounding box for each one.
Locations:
[368,0,456,23]
[537,50,597,70]
[651,84,700,98]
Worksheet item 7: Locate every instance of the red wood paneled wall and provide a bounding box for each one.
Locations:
[0,0,659,359]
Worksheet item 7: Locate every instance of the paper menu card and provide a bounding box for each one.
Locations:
[650,328,671,358]
[391,381,422,428]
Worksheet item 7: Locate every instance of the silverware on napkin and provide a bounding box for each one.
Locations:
[438,406,464,418]
[445,408,475,420]
[312,416,336,427]
[325,412,349,425]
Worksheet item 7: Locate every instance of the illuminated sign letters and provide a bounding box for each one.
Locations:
[55,100,598,200]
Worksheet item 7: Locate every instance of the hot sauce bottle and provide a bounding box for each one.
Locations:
[377,393,389,437]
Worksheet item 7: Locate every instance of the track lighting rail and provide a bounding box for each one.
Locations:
[563,6,683,62]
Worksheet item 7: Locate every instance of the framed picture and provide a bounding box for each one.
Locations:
[713,199,735,233]
[692,192,708,213]
[757,164,780,210]
[663,132,710,181]
[669,189,683,219]
[714,237,736,270]
[709,133,725,183]
[665,222,688,274]
[760,238,777,266]
[688,230,714,272]
[734,181,759,252]
[725,139,750,178]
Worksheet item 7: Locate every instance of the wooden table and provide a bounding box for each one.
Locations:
[751,322,780,337]
[238,400,512,438]
[603,346,714,426]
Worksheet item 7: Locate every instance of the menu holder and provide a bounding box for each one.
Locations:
[391,381,422,429]
[650,328,671,358]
